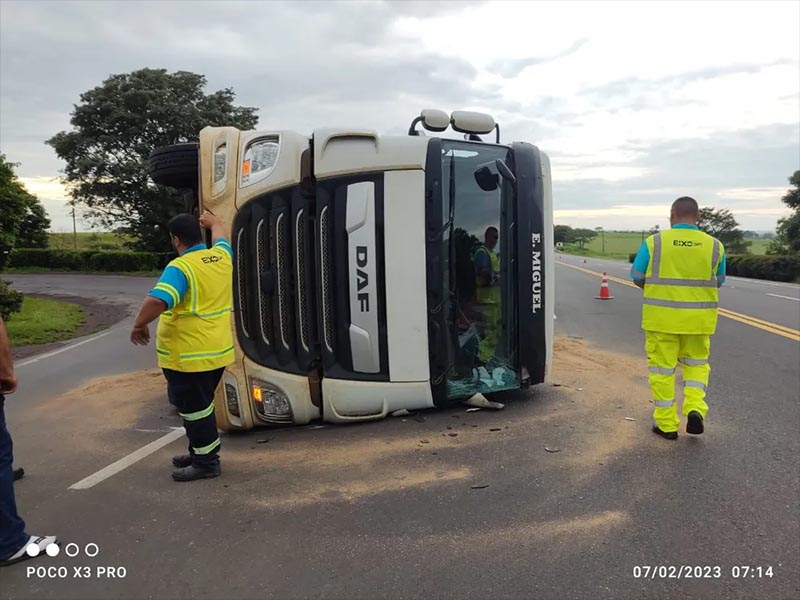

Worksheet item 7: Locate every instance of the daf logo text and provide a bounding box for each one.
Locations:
[355,245,370,313]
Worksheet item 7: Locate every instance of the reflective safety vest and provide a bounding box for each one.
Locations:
[640,228,724,335]
[156,246,235,372]
[474,245,500,304]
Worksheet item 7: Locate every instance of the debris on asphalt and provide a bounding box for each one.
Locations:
[448,433,458,437]
[447,426,453,430]
[544,446,561,453]
[391,409,412,417]
[470,484,490,490]
[420,439,430,444]
[463,393,505,410]
[466,407,482,412]
[256,438,271,444]
[576,388,584,392]
[413,416,426,423]
[624,417,636,421]
[489,428,502,432]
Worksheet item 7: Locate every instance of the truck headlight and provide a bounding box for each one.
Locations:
[250,378,293,423]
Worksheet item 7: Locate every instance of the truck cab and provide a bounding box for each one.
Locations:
[149,109,554,430]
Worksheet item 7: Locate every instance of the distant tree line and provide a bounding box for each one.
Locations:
[556,206,770,255]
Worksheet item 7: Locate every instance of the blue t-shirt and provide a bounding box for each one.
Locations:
[474,246,492,271]
[148,239,234,309]
[630,224,726,286]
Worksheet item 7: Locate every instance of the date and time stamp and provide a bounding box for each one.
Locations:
[22,542,782,585]
[632,565,777,580]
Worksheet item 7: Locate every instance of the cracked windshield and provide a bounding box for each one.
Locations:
[442,140,518,400]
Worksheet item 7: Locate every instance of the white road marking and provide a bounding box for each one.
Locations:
[726,276,800,289]
[16,329,116,368]
[767,293,800,302]
[69,428,184,490]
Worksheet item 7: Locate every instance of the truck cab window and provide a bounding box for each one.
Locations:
[442,141,518,399]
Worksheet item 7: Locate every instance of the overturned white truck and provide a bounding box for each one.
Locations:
[148,110,554,430]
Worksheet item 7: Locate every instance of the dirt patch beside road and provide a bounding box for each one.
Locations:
[11,293,130,360]
[30,368,171,434]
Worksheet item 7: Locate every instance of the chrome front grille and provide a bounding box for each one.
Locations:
[275,212,290,350]
[255,218,272,347]
[236,228,250,338]
[319,206,334,353]
[295,209,309,352]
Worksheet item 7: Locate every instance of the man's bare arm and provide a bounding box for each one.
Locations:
[130,297,167,346]
[0,317,18,394]
[199,210,227,245]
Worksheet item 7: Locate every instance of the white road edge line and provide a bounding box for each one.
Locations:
[721,276,799,289]
[16,328,116,368]
[766,293,800,302]
[69,428,184,490]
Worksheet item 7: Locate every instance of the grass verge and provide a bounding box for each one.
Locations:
[6,297,86,347]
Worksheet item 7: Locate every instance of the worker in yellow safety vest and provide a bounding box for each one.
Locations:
[630,197,726,440]
[130,212,234,481]
[473,226,501,365]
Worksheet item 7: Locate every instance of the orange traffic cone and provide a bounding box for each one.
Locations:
[595,272,615,300]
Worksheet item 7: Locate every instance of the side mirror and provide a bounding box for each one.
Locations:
[474,165,499,191]
[474,159,516,191]
[451,111,496,135]
[408,109,450,136]
[421,109,450,132]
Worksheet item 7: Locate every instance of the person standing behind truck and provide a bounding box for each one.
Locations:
[630,197,726,440]
[0,316,57,566]
[473,226,501,365]
[130,211,234,481]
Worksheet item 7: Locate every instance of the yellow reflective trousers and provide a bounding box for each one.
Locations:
[645,331,711,433]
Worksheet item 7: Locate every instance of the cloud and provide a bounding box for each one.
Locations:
[491,38,589,78]
[1,0,798,232]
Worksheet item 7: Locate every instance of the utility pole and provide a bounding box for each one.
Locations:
[595,226,604,254]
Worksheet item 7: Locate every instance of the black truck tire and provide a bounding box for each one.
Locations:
[148,143,199,190]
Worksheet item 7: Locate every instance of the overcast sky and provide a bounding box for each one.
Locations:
[1,0,798,232]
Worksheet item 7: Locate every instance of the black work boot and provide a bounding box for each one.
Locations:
[172,454,192,468]
[652,425,678,440]
[13,467,24,481]
[172,463,220,482]
[686,411,704,435]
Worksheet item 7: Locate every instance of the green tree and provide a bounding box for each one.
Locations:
[698,207,750,254]
[572,228,598,249]
[0,154,36,269]
[554,224,575,244]
[47,68,259,251]
[768,170,800,256]
[17,194,51,248]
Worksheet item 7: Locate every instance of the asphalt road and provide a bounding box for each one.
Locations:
[1,269,798,600]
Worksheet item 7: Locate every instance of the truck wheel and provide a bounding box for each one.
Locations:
[148,143,199,190]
